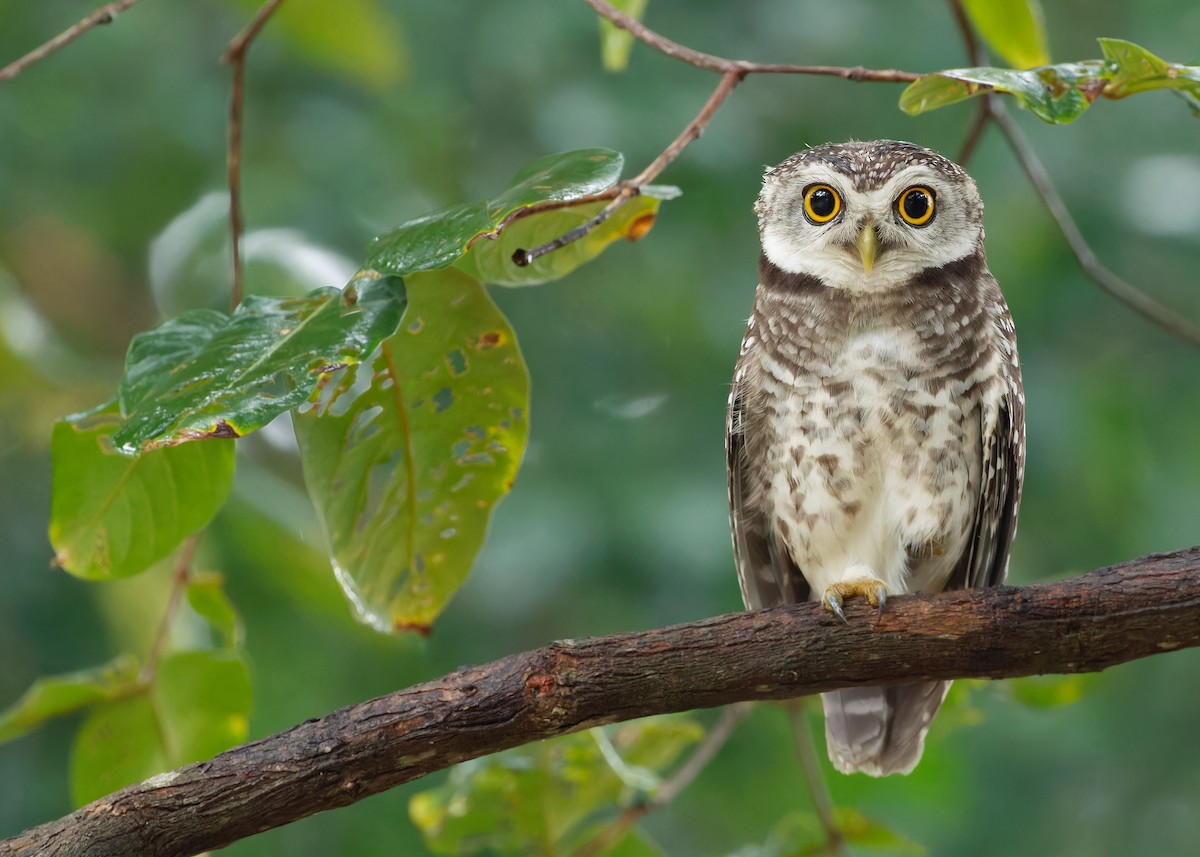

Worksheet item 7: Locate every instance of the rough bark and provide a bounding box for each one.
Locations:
[4,547,1200,857]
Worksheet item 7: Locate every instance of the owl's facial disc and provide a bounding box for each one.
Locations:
[756,143,984,294]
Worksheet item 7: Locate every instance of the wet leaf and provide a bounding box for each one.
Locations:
[295,267,529,633]
[366,148,625,277]
[900,39,1200,124]
[50,401,235,580]
[0,656,139,744]
[153,650,252,764]
[599,0,649,72]
[463,187,675,287]
[410,716,701,856]
[961,0,1050,69]
[111,272,406,454]
[186,571,244,648]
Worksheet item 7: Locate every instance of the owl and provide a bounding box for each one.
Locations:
[726,140,1025,776]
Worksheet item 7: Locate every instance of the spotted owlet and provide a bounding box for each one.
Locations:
[726,140,1025,776]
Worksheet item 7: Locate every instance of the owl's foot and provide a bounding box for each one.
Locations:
[822,577,889,624]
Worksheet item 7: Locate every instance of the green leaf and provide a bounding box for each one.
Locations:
[186,570,244,648]
[111,272,406,454]
[154,650,252,764]
[295,267,529,633]
[50,401,235,579]
[899,64,1094,123]
[736,809,925,857]
[70,695,167,807]
[599,0,649,72]
[835,807,926,855]
[463,187,675,287]
[961,0,1050,68]
[366,148,625,277]
[1098,38,1200,98]
[69,650,252,807]
[900,40,1200,124]
[0,656,139,744]
[410,717,701,856]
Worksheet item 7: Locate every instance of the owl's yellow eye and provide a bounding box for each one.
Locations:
[802,184,842,224]
[897,186,936,227]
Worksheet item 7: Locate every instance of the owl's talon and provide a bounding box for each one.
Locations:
[821,577,890,622]
[824,591,849,624]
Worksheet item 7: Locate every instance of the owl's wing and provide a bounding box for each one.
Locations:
[949,384,1024,590]
[727,375,809,609]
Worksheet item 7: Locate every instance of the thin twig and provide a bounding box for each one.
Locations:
[956,101,991,166]
[788,701,848,856]
[139,533,202,685]
[987,101,1200,347]
[0,0,149,83]
[514,67,745,265]
[222,0,287,311]
[513,1,921,265]
[569,703,754,857]
[582,0,919,82]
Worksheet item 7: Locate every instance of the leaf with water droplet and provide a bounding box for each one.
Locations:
[111,271,406,454]
[295,267,528,633]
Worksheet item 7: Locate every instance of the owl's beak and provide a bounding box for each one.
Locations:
[855,221,879,273]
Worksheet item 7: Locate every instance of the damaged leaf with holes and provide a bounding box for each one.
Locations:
[366,148,677,279]
[899,38,1200,123]
[110,271,406,454]
[294,267,529,634]
[409,717,701,856]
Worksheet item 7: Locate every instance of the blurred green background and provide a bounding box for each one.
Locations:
[2,1,1199,854]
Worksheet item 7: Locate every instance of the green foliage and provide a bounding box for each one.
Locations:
[296,267,529,633]
[463,187,677,287]
[599,0,650,72]
[0,656,139,744]
[112,273,407,454]
[960,0,1049,69]
[367,149,628,276]
[732,809,925,857]
[187,570,245,648]
[1007,674,1097,708]
[49,402,235,580]
[900,38,1200,123]
[410,717,702,856]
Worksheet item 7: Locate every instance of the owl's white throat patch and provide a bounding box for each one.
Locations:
[761,225,948,294]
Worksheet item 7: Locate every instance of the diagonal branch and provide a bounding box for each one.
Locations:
[4,546,1200,857]
[0,0,150,83]
[513,0,921,265]
[987,100,1200,348]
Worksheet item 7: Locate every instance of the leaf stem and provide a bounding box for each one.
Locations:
[140,532,202,685]
[222,0,288,312]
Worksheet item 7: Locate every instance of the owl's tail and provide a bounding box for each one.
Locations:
[821,681,951,777]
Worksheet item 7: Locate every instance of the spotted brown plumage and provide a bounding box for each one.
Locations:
[727,140,1024,776]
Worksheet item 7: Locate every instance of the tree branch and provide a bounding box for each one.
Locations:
[5,547,1200,857]
[0,0,149,84]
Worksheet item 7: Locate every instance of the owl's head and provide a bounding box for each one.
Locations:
[755,140,984,293]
